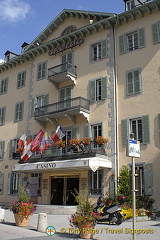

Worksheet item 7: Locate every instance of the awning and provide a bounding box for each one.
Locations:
[12,155,112,173]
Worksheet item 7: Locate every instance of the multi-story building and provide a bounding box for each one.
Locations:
[0,0,159,208]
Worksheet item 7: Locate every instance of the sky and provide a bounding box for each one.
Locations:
[0,0,125,62]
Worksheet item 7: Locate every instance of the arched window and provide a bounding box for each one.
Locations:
[61,25,77,36]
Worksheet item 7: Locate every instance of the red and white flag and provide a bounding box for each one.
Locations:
[21,138,33,162]
[18,134,26,151]
[31,129,45,153]
[51,125,66,143]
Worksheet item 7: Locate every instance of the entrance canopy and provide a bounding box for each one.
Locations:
[12,155,112,172]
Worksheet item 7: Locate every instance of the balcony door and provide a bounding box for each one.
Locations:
[61,52,73,72]
[59,86,72,110]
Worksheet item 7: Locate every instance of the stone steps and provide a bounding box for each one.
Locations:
[34,205,78,214]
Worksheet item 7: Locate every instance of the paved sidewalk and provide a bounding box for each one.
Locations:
[1,209,160,240]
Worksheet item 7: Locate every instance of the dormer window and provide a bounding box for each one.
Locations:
[126,0,134,11]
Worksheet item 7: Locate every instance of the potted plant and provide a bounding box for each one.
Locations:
[55,140,66,148]
[69,190,100,239]
[95,136,108,145]
[80,137,91,145]
[9,186,36,227]
[68,138,80,146]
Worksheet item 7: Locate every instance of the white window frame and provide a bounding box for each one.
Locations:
[90,169,102,195]
[11,172,20,195]
[0,78,8,94]
[126,0,134,11]
[129,163,145,196]
[35,95,45,108]
[91,42,101,62]
[126,31,138,52]
[130,118,143,142]
[91,123,102,140]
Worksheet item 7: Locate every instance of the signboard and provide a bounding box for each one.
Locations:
[127,140,140,158]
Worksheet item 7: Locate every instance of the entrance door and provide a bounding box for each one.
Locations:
[51,178,64,205]
[51,177,79,205]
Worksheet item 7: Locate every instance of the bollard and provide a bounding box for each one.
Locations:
[37,213,48,232]
[0,208,5,222]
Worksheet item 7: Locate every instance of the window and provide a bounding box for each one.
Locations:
[17,70,26,88]
[121,115,150,146]
[0,107,6,126]
[89,169,103,195]
[119,28,145,54]
[126,0,134,11]
[91,124,102,140]
[61,52,73,72]
[61,25,77,36]
[0,78,8,94]
[10,172,20,195]
[0,173,4,195]
[89,77,108,103]
[0,141,5,160]
[31,173,42,196]
[126,69,141,96]
[130,163,153,196]
[152,22,160,44]
[90,40,108,62]
[9,139,19,159]
[37,61,46,80]
[31,93,49,116]
[14,101,24,121]
[59,86,72,109]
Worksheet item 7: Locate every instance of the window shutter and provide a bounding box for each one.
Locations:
[62,54,67,63]
[44,93,49,105]
[71,126,79,139]
[109,176,115,199]
[0,141,5,160]
[158,114,160,139]
[9,139,15,159]
[31,97,36,116]
[119,35,125,54]
[134,69,141,93]
[101,39,108,59]
[88,170,92,194]
[89,80,96,103]
[84,124,91,138]
[142,115,150,144]
[144,163,153,195]
[42,62,46,78]
[126,71,133,95]
[121,119,128,147]
[152,23,159,44]
[0,173,4,194]
[7,173,11,194]
[101,77,108,99]
[138,28,145,48]
[67,52,73,64]
[20,102,24,120]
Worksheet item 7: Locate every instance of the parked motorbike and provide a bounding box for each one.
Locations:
[93,196,125,225]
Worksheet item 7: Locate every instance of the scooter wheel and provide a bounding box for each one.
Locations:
[115,212,123,225]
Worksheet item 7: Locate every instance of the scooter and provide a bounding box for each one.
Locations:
[93,196,125,225]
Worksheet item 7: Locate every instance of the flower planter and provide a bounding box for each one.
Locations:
[78,223,95,239]
[14,213,30,227]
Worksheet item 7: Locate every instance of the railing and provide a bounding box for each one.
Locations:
[34,97,90,118]
[48,62,76,79]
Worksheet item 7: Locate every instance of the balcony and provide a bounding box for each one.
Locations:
[48,62,77,87]
[34,97,90,125]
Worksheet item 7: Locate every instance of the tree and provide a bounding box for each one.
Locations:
[117,165,130,196]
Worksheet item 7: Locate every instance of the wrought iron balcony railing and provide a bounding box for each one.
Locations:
[48,62,77,84]
[34,97,90,120]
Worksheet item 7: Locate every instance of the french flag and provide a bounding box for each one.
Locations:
[51,125,66,143]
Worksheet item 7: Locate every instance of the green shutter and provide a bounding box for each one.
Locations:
[71,126,79,139]
[119,35,125,54]
[152,23,159,44]
[31,97,35,116]
[44,93,49,105]
[138,28,145,48]
[7,173,11,195]
[126,71,133,95]
[121,119,128,147]
[101,77,108,99]
[89,80,96,103]
[101,39,108,59]
[134,69,141,93]
[9,139,15,159]
[142,115,150,144]
[109,176,115,199]
[0,141,5,160]
[144,163,153,195]
[67,52,73,64]
[0,173,4,194]
[158,114,160,139]
[84,124,91,138]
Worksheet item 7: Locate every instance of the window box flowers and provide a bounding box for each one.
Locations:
[55,140,66,148]
[80,137,91,145]
[95,136,108,145]
[68,138,80,146]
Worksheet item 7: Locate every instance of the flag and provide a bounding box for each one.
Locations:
[21,138,33,162]
[39,131,53,154]
[18,134,26,150]
[31,129,45,153]
[51,125,66,143]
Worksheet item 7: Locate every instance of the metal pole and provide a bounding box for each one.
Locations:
[132,156,136,240]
